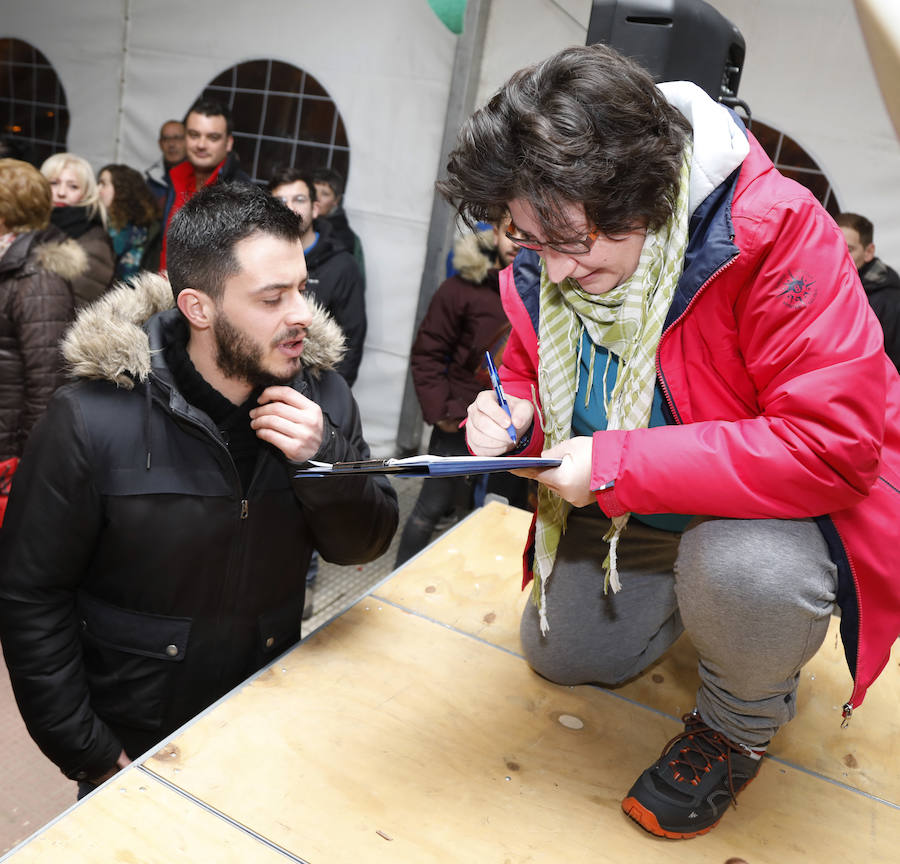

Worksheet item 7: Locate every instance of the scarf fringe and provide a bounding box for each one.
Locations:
[602,516,628,594]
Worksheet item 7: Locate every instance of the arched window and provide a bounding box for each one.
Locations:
[751,120,841,217]
[0,37,69,165]
[198,59,349,185]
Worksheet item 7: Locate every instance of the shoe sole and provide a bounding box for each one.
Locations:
[621,772,757,840]
[621,796,719,839]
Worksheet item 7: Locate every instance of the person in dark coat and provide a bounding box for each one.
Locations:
[312,167,365,285]
[393,221,519,566]
[0,158,84,521]
[836,211,900,372]
[0,183,398,797]
[270,168,366,385]
[41,152,115,308]
[144,119,186,213]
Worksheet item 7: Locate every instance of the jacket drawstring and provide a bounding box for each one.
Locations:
[144,381,152,470]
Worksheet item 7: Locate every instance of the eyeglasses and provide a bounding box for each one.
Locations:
[505,220,603,256]
[277,195,310,207]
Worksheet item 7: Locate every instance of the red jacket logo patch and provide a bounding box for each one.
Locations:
[779,271,817,309]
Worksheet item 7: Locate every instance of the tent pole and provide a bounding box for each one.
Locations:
[394,0,492,456]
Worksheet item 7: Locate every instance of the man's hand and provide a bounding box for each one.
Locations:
[88,749,132,786]
[249,386,324,462]
[514,436,596,507]
[466,390,535,455]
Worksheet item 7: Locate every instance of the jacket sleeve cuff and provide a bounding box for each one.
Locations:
[305,414,339,465]
[590,429,628,517]
[595,485,628,518]
[65,728,124,782]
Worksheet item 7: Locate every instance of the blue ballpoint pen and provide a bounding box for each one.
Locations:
[484,351,518,443]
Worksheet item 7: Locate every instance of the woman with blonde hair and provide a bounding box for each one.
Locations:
[40,152,114,307]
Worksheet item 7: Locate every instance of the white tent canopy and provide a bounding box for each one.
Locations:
[4,0,898,454]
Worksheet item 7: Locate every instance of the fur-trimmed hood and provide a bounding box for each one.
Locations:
[451,227,497,284]
[33,236,89,281]
[0,227,88,282]
[61,271,346,389]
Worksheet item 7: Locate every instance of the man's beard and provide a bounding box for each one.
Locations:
[213,309,302,389]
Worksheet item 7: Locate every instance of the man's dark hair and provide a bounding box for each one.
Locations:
[835,212,874,248]
[166,182,300,301]
[184,98,233,137]
[267,166,317,202]
[311,167,344,198]
[437,43,693,240]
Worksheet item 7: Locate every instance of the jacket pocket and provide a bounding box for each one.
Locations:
[255,595,303,664]
[77,592,192,732]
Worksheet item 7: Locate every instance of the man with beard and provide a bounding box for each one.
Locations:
[269,168,365,385]
[0,183,398,797]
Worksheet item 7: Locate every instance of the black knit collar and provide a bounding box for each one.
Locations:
[163,334,260,426]
[50,205,102,240]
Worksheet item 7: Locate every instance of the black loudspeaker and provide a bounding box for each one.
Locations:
[586,0,746,107]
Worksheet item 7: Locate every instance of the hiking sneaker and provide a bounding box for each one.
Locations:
[621,711,763,839]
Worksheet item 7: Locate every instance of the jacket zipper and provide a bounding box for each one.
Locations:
[830,519,862,728]
[166,398,258,694]
[164,400,245,508]
[656,253,740,421]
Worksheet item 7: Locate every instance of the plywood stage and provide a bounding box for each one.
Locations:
[4,502,898,863]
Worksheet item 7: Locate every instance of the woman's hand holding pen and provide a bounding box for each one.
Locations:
[466,390,534,455]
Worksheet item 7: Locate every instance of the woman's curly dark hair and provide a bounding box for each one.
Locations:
[437,43,692,240]
[100,164,159,230]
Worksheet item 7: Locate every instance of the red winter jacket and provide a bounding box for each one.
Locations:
[499,135,900,718]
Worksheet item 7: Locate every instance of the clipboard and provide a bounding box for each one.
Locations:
[293,455,562,478]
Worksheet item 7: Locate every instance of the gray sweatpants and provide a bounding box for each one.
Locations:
[519,507,838,748]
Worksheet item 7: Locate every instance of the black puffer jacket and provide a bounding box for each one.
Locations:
[0,274,398,781]
[0,226,83,460]
[859,256,900,372]
[322,204,365,280]
[305,218,366,385]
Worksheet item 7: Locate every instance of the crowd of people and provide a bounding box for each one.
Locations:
[0,42,899,842]
[0,97,371,521]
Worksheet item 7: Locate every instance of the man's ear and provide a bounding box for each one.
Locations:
[312,200,321,221]
[226,134,234,154]
[176,288,215,330]
[864,242,876,264]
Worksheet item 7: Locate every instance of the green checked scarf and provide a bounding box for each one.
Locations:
[532,144,692,634]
